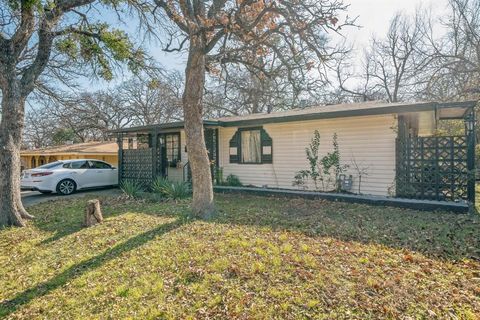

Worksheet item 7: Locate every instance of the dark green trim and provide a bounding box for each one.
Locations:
[109,101,477,133]
[109,120,219,134]
[219,101,478,127]
[214,186,469,213]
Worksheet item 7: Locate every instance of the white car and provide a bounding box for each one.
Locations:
[21,159,118,195]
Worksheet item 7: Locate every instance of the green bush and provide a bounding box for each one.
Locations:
[152,177,191,199]
[225,174,242,186]
[120,180,143,199]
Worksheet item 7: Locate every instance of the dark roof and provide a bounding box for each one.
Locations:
[109,100,477,133]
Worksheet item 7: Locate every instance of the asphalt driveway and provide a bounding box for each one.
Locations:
[21,187,121,207]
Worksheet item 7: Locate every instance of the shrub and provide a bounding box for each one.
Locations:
[225,174,242,186]
[152,177,191,199]
[151,177,170,196]
[120,180,143,199]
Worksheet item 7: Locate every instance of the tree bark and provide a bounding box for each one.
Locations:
[182,35,215,218]
[0,80,33,227]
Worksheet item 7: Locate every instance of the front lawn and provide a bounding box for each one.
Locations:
[1,194,479,319]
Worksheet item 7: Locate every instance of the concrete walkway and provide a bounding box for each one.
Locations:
[21,188,121,207]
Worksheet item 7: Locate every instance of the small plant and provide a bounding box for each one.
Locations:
[292,130,321,189]
[293,131,348,192]
[225,174,242,187]
[120,180,143,199]
[152,177,191,199]
[151,177,171,196]
[321,133,349,192]
[350,155,369,194]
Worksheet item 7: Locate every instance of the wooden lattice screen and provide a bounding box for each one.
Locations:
[121,148,154,187]
[396,136,469,201]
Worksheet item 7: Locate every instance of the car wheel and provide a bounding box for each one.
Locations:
[56,179,77,195]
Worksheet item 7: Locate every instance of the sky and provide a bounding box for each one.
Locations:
[79,0,449,90]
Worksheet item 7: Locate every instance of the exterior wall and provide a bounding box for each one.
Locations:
[218,114,397,196]
[21,154,118,169]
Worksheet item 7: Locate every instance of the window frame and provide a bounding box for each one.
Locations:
[238,127,264,164]
[164,132,181,167]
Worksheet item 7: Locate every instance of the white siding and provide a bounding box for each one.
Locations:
[218,114,397,196]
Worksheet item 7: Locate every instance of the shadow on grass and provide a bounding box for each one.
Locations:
[0,218,186,318]
[34,196,167,244]
[212,194,480,261]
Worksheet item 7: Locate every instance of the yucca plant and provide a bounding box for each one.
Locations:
[152,177,191,199]
[151,177,171,196]
[120,180,143,199]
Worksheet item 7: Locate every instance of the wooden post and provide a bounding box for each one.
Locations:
[117,133,123,186]
[466,111,476,205]
[84,199,103,227]
[152,129,158,181]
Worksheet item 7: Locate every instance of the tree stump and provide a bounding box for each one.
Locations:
[84,199,103,227]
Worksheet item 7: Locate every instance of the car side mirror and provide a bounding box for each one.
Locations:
[111,166,116,170]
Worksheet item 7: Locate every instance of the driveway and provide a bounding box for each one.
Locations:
[21,188,121,207]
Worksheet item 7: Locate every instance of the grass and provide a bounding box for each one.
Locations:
[0,193,479,319]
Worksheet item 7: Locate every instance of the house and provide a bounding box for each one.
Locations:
[110,100,477,205]
[20,141,119,170]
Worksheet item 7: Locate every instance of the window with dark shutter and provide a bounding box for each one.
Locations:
[260,128,273,163]
[229,130,240,163]
[229,127,273,164]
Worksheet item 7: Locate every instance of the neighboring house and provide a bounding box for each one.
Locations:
[21,141,118,170]
[111,100,477,204]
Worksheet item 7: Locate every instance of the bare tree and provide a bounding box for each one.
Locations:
[422,0,480,101]
[119,71,183,125]
[336,12,430,103]
[0,0,147,227]
[152,0,354,217]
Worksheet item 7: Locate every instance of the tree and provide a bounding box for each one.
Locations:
[118,71,183,125]
[336,12,430,103]
[0,0,146,227]
[153,0,353,217]
[422,0,480,101]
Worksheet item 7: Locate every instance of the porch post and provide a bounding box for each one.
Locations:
[466,111,476,204]
[152,129,158,181]
[117,133,123,185]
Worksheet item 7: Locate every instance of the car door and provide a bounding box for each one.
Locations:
[67,160,93,189]
[88,161,114,187]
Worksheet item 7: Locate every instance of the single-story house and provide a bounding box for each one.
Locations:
[110,100,477,204]
[21,141,118,170]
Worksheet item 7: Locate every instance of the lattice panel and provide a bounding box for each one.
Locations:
[396,136,468,202]
[121,148,154,188]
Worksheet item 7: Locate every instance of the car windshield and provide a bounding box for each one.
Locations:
[37,161,64,169]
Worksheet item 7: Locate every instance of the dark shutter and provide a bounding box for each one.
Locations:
[229,130,240,163]
[261,128,273,163]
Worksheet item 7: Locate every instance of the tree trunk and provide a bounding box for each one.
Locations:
[182,35,215,218]
[84,199,103,227]
[0,82,33,227]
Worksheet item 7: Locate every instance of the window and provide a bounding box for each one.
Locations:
[241,129,261,163]
[38,161,63,169]
[229,127,273,164]
[88,161,112,169]
[165,133,180,166]
[66,161,89,169]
